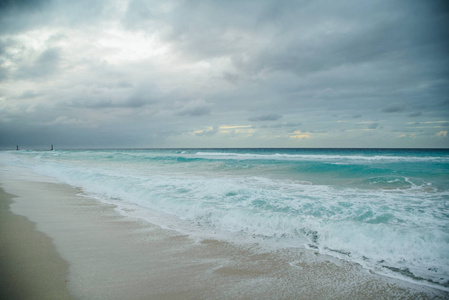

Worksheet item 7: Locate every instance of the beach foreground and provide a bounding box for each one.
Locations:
[0,172,447,299]
[0,186,72,299]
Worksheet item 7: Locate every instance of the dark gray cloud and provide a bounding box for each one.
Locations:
[16,47,61,79]
[18,90,41,99]
[178,106,211,117]
[408,112,422,118]
[176,100,211,117]
[69,94,151,109]
[0,0,448,148]
[382,103,406,113]
[0,0,50,34]
[259,121,302,129]
[248,114,282,122]
[122,0,448,81]
[0,0,113,34]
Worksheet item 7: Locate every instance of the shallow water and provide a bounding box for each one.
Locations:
[1,148,448,289]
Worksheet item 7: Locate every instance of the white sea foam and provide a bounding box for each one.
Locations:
[1,149,448,289]
[195,151,449,163]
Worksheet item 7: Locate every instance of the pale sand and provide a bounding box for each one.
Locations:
[1,173,447,299]
[0,187,73,299]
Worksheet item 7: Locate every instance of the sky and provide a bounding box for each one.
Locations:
[0,0,448,149]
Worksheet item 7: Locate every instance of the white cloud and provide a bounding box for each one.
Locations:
[436,131,447,137]
[289,131,311,140]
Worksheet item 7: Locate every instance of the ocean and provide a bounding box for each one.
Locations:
[1,148,448,290]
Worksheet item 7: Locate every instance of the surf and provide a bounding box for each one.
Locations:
[1,148,448,289]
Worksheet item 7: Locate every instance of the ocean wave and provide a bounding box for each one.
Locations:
[1,149,448,288]
[194,151,449,163]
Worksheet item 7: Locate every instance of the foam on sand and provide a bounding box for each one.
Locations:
[0,170,446,299]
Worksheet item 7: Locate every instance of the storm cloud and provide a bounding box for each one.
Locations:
[248,114,282,122]
[0,0,448,149]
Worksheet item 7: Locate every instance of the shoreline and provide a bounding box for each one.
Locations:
[1,172,447,299]
[0,186,73,300]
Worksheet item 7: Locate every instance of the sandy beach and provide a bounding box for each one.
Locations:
[0,171,447,299]
[0,186,73,299]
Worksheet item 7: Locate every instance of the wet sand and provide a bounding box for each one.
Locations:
[0,187,73,299]
[0,172,446,299]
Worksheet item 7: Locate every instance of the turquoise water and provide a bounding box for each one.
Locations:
[1,148,448,288]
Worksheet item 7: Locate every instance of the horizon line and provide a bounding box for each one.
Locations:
[3,147,449,151]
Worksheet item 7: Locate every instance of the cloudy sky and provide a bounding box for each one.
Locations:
[0,0,448,149]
